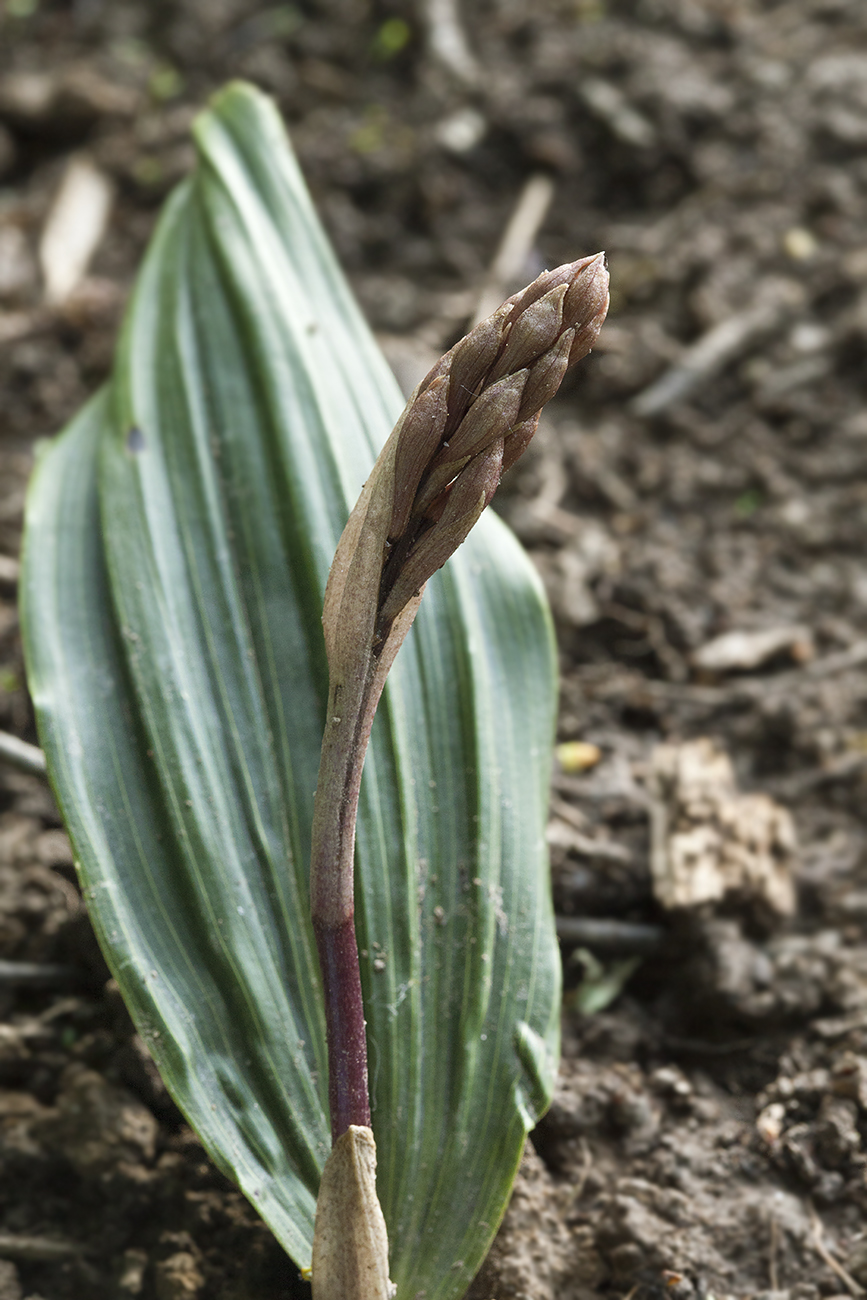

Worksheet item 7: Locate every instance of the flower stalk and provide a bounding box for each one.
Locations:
[309,253,608,1298]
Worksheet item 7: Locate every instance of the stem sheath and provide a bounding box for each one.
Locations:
[310,673,380,1142]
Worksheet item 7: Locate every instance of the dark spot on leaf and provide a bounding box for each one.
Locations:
[126,426,146,453]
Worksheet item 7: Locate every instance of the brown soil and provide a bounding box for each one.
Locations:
[2,2,867,1297]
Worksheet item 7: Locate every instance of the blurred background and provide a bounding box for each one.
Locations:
[2,2,867,1298]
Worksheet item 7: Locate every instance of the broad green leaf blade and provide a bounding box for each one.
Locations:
[22,82,560,1300]
[21,392,323,1263]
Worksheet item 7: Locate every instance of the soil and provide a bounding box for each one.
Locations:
[2,1,867,1297]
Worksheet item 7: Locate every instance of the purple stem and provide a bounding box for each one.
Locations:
[310,669,382,1143]
[313,915,371,1139]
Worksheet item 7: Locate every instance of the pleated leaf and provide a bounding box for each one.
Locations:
[21,83,560,1300]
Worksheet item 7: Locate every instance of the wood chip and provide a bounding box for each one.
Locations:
[692,625,814,673]
[39,154,114,306]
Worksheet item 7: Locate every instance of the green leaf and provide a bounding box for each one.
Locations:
[21,83,560,1300]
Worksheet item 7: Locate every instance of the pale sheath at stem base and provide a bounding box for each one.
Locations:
[311,1127,395,1300]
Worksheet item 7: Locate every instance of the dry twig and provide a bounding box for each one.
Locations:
[555,916,667,956]
[631,281,802,417]
[422,0,480,87]
[0,959,78,987]
[0,730,47,776]
[0,1234,80,1261]
[472,174,556,326]
[809,1205,865,1297]
[768,1211,780,1291]
[0,554,19,587]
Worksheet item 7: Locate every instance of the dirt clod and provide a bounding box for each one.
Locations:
[37,1064,158,1173]
[154,1252,205,1300]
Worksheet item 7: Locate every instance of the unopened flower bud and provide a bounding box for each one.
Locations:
[323,253,609,681]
